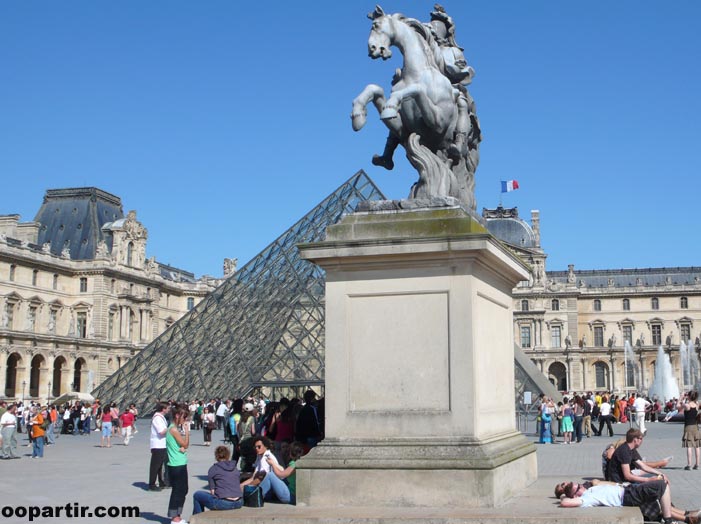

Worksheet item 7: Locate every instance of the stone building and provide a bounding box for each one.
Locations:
[0,187,224,403]
[484,205,701,395]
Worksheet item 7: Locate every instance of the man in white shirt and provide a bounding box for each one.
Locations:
[1,404,19,459]
[595,397,614,437]
[632,394,651,435]
[216,400,228,432]
[148,402,170,491]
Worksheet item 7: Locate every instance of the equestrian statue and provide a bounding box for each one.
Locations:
[351,4,482,211]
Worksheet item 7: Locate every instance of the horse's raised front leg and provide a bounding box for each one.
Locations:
[351,84,386,131]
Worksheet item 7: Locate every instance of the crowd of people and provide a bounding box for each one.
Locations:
[552,389,701,524]
[0,398,142,459]
[536,391,676,444]
[148,390,324,524]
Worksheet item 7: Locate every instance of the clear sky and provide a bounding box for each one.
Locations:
[1,2,700,278]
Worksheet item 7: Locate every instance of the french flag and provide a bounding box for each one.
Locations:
[501,180,519,193]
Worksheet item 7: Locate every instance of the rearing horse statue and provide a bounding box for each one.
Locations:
[351,5,480,211]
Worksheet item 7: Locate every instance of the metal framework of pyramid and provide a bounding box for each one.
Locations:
[93,170,556,413]
[93,171,386,412]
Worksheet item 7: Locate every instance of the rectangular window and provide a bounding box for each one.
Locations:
[623,325,633,344]
[76,312,87,338]
[53,274,59,290]
[681,324,691,342]
[652,324,662,346]
[594,326,604,347]
[521,326,532,348]
[187,297,195,311]
[551,326,561,348]
[79,277,88,293]
[32,270,38,286]
[9,265,15,282]
[520,326,532,348]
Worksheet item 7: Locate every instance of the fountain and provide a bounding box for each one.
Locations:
[623,340,640,391]
[687,339,701,391]
[648,345,680,401]
[680,340,691,388]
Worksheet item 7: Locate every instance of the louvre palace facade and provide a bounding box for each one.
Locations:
[0,187,226,403]
[484,205,701,395]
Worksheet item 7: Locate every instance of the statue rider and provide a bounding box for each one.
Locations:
[371,4,481,171]
[427,4,481,163]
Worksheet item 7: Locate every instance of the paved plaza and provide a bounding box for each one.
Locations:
[0,418,699,523]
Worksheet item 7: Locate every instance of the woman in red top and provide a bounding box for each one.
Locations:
[101,407,113,448]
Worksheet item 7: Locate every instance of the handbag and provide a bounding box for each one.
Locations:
[243,485,264,507]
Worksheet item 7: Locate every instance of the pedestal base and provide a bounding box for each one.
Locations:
[298,206,537,508]
[297,433,536,507]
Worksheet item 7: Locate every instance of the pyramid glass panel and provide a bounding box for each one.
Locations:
[93,171,386,412]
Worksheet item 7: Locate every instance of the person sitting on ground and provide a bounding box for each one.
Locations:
[192,445,243,515]
[266,441,304,505]
[556,479,700,524]
[241,436,290,504]
[602,439,671,480]
[608,428,669,484]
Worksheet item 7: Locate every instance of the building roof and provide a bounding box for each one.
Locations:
[34,187,124,260]
[482,206,538,249]
[548,266,701,289]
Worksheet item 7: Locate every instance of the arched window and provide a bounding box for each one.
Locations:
[593,299,601,312]
[651,297,659,310]
[127,242,134,266]
[551,299,559,311]
[32,269,38,286]
[4,353,21,397]
[29,354,45,398]
[622,299,630,311]
[521,299,529,312]
[594,361,609,389]
[73,358,86,392]
[681,297,689,309]
[548,362,567,391]
[52,356,67,397]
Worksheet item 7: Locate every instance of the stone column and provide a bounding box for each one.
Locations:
[297,206,536,508]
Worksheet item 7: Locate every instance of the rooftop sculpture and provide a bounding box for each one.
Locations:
[352,4,481,211]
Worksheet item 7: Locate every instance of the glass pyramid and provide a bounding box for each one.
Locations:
[94,170,555,413]
[92,170,386,411]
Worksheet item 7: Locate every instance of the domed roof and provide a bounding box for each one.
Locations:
[482,206,537,249]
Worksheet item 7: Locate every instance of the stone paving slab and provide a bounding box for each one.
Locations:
[0,418,694,523]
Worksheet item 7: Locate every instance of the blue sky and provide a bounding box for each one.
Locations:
[1,2,700,278]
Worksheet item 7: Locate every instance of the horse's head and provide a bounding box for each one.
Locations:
[367,5,393,60]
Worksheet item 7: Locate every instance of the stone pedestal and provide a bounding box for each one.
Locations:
[297,206,537,508]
